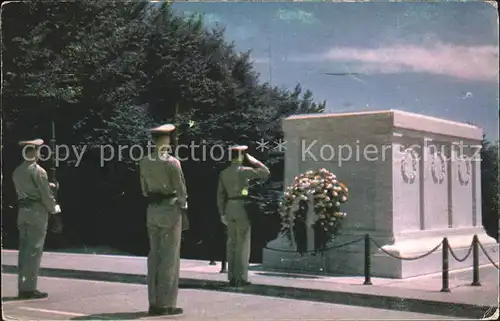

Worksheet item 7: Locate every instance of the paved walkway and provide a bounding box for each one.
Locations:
[1,274,465,320]
[2,250,498,319]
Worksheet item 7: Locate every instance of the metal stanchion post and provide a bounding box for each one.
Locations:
[471,235,481,286]
[363,234,372,285]
[441,237,450,292]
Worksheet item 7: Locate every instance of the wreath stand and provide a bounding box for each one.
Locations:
[268,194,330,275]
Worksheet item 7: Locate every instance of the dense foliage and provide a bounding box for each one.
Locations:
[2,1,325,260]
[481,137,499,240]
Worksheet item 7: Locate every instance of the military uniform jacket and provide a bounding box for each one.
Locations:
[12,161,57,214]
[217,162,269,217]
[139,151,187,208]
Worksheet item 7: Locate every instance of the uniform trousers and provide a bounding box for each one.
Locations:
[146,202,182,308]
[17,204,49,292]
[225,200,251,282]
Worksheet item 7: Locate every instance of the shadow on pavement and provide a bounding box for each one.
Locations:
[255,272,321,279]
[71,311,150,320]
[2,296,48,302]
[179,281,229,290]
[2,296,22,302]
[2,266,496,319]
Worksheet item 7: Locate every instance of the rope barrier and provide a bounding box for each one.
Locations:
[370,239,443,261]
[477,239,500,269]
[263,236,365,254]
[448,241,473,262]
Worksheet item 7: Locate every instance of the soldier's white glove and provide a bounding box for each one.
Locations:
[50,181,60,191]
[51,208,63,234]
[221,216,228,226]
[171,197,188,209]
[246,153,258,164]
[247,153,266,167]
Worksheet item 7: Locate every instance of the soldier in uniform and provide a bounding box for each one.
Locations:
[12,139,62,299]
[217,145,270,286]
[139,124,186,316]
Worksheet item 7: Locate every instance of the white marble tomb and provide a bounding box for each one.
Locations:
[262,109,498,278]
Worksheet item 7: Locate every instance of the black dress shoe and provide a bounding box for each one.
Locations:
[156,307,183,315]
[233,280,252,287]
[19,290,48,299]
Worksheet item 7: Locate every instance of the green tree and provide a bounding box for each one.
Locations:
[2,1,325,257]
[481,137,499,240]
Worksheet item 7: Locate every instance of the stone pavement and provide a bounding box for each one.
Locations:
[1,274,464,320]
[2,250,498,319]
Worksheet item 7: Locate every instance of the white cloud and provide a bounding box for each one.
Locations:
[276,9,318,24]
[181,11,223,25]
[252,57,270,64]
[251,41,499,82]
[317,42,499,82]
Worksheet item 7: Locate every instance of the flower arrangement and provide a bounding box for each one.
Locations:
[278,168,348,254]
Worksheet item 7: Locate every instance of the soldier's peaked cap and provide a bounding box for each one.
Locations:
[230,144,248,151]
[150,124,176,134]
[18,139,44,147]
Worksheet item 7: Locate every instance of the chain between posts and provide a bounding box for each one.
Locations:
[448,240,474,262]
[263,236,365,254]
[365,236,444,289]
[265,233,496,291]
[370,238,443,261]
[477,239,500,269]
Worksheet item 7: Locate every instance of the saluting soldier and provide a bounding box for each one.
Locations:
[139,124,187,316]
[217,145,270,286]
[12,139,62,299]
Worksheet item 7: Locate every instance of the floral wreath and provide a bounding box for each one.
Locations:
[431,151,446,184]
[458,155,471,186]
[401,148,418,183]
[278,168,348,254]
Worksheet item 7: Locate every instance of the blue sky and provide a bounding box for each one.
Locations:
[170,1,499,140]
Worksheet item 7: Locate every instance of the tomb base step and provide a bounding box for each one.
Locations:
[262,231,498,279]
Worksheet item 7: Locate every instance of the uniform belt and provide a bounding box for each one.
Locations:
[18,198,40,208]
[147,192,176,204]
[227,196,249,201]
